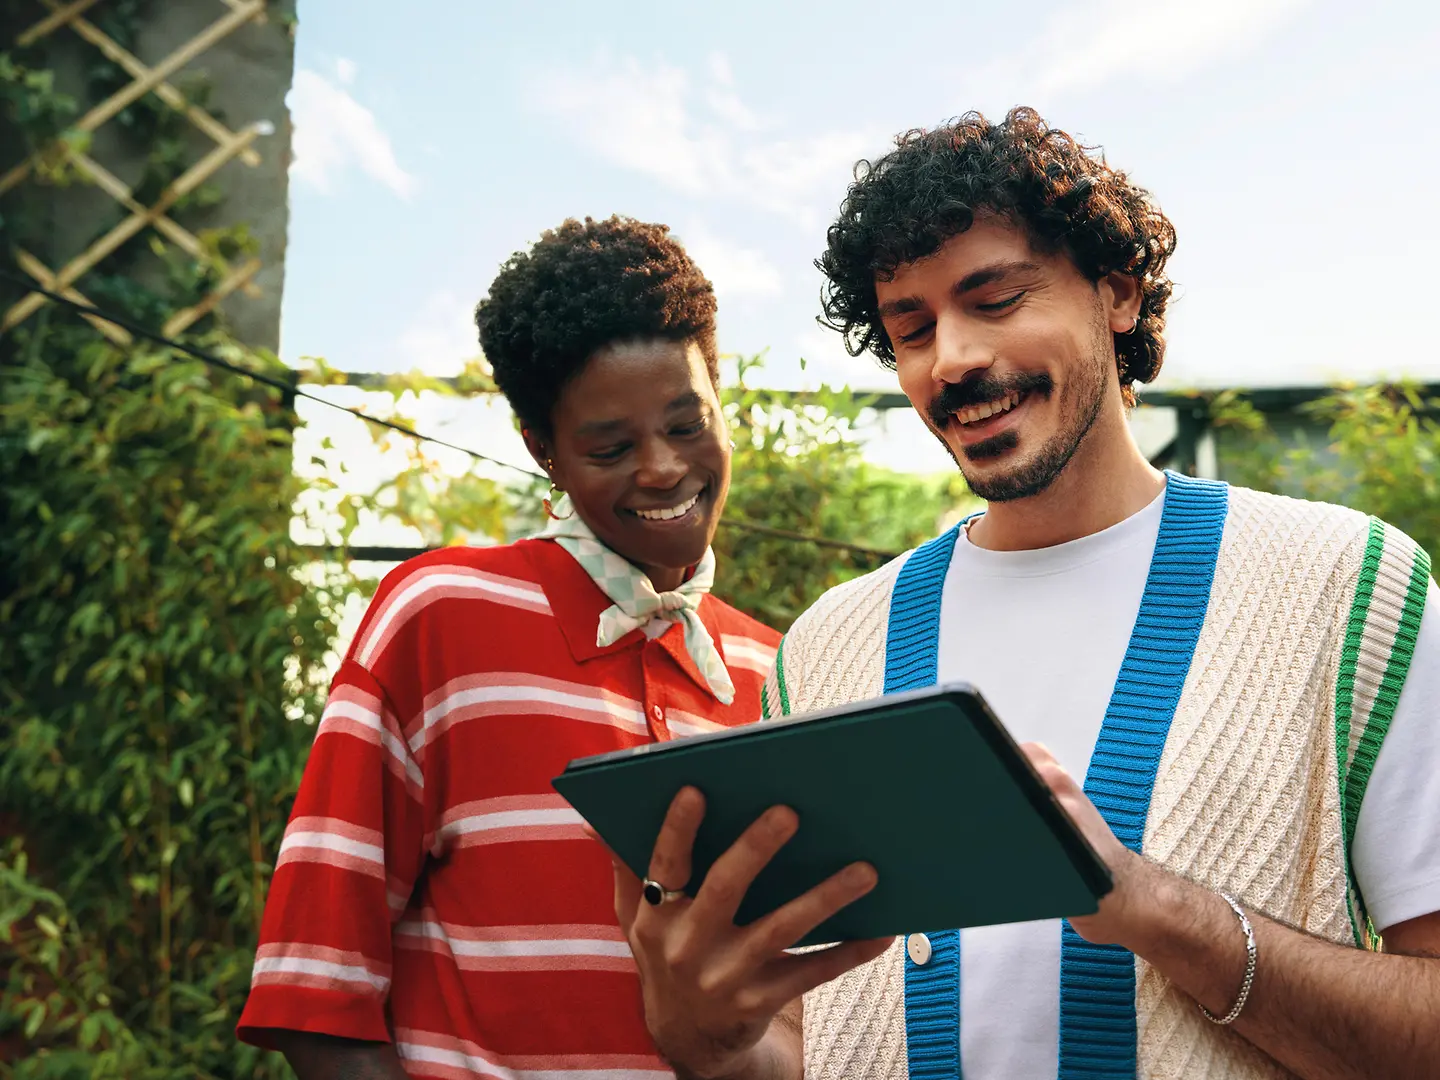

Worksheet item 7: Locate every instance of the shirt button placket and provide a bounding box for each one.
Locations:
[643,643,670,741]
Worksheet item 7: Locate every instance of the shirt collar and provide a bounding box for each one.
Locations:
[519,538,728,698]
[520,538,639,662]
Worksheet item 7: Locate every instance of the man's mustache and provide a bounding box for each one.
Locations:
[928,372,1053,428]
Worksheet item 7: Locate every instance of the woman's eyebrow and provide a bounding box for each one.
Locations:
[574,417,626,437]
[574,392,705,437]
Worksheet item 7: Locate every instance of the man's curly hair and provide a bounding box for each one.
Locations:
[818,107,1177,405]
[475,215,718,434]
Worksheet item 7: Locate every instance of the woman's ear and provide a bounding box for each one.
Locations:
[521,427,552,478]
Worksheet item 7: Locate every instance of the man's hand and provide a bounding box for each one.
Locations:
[1020,742,1440,1080]
[599,787,892,1080]
[1019,741,1162,946]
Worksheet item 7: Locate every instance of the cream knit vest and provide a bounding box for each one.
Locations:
[762,485,1431,1080]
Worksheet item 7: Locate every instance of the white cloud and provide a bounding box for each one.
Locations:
[677,224,783,299]
[705,50,764,133]
[334,57,358,85]
[288,69,417,199]
[973,0,1314,98]
[708,52,735,87]
[531,3,1313,217]
[394,289,481,375]
[530,52,872,223]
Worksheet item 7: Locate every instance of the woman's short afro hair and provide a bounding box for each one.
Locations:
[475,215,718,434]
[818,107,1178,404]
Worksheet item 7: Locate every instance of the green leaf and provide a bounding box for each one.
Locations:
[24,1002,46,1039]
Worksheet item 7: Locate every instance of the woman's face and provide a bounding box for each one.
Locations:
[533,338,731,590]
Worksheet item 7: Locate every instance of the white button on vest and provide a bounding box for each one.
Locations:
[652,705,664,722]
[906,933,932,966]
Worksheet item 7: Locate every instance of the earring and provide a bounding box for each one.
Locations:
[542,460,573,520]
[1124,316,1141,334]
[543,485,573,520]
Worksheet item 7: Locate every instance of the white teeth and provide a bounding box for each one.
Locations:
[954,392,1022,426]
[634,492,701,521]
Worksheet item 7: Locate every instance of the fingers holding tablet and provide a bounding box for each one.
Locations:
[691,803,799,925]
[617,789,891,1079]
[643,786,705,903]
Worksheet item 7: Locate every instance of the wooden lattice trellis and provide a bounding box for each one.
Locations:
[3,0,275,343]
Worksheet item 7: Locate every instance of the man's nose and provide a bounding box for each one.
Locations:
[931,314,996,385]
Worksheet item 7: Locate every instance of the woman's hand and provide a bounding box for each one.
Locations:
[599,787,893,1079]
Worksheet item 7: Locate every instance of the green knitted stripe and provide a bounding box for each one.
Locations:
[774,633,792,717]
[1342,540,1431,849]
[760,679,772,720]
[1335,520,1385,800]
[1334,519,1385,945]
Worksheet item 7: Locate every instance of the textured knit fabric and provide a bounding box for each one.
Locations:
[881,527,965,1080]
[541,496,736,704]
[764,484,1431,1080]
[237,540,778,1078]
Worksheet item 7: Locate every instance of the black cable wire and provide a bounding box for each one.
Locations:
[2,267,903,561]
[1,267,547,480]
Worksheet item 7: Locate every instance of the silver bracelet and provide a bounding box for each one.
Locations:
[1200,892,1257,1026]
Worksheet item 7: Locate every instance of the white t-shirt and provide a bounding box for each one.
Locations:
[936,491,1440,1080]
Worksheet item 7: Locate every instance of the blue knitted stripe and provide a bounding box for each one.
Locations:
[1058,472,1229,1079]
[884,527,961,695]
[886,526,963,1080]
[905,929,962,1079]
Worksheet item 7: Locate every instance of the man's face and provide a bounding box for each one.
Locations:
[876,217,1123,502]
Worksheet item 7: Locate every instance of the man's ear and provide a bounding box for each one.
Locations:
[1100,272,1143,334]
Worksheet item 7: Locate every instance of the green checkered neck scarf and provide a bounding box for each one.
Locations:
[538,495,735,705]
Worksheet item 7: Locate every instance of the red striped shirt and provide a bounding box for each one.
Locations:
[238,539,779,1078]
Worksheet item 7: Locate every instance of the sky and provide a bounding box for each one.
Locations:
[278,0,1440,479]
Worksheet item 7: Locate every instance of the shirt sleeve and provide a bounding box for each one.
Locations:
[1352,577,1440,933]
[237,658,427,1047]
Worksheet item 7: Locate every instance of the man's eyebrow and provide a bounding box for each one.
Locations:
[876,260,1043,319]
[573,392,706,437]
[666,391,703,411]
[877,295,925,319]
[954,260,1043,296]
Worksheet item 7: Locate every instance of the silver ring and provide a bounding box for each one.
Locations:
[642,878,686,907]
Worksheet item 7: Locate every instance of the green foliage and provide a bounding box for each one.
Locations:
[292,358,530,551]
[1213,382,1440,563]
[292,352,958,607]
[0,55,85,184]
[1,0,233,330]
[0,316,340,1079]
[714,355,971,629]
[1,9,340,1076]
[332,350,970,629]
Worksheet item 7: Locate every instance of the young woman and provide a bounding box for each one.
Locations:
[238,216,780,1078]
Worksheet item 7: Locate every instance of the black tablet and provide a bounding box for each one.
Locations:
[552,683,1112,946]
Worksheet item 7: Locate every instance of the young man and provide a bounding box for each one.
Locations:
[605,109,1440,1079]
